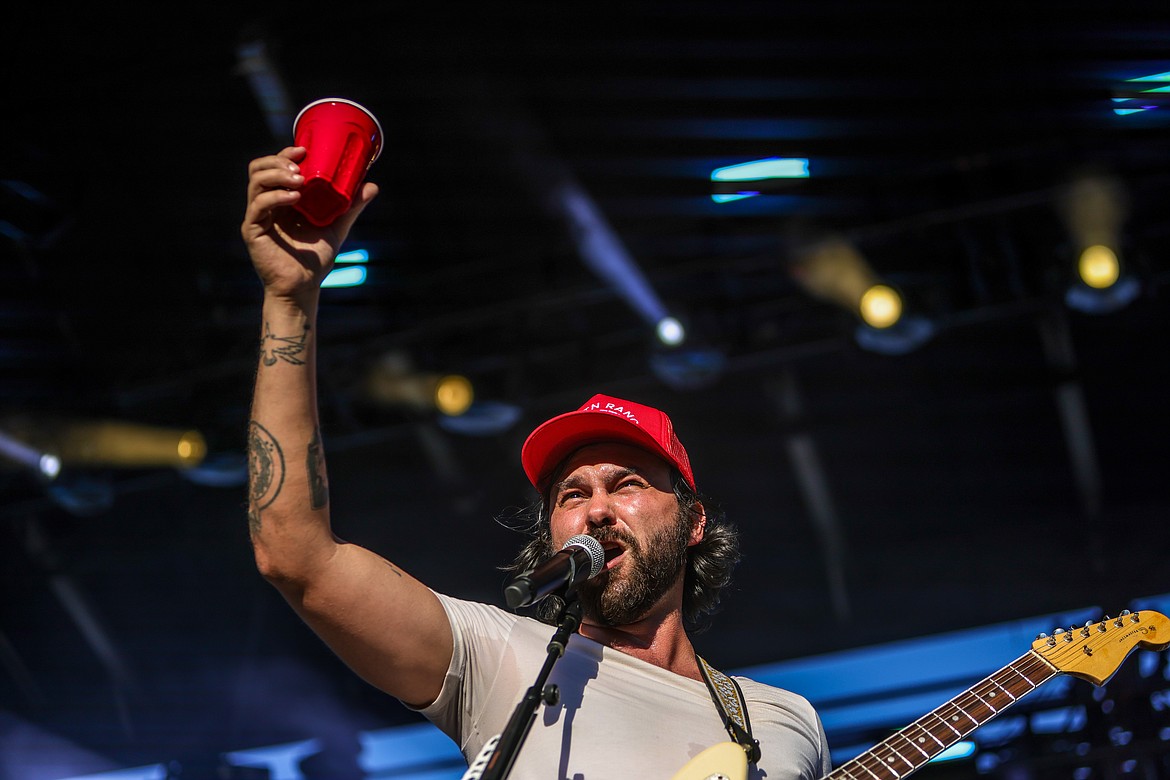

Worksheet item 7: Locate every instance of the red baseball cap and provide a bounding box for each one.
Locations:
[521,394,696,493]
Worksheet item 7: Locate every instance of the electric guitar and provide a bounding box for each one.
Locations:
[672,609,1170,780]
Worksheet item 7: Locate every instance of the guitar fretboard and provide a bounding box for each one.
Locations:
[825,651,1056,779]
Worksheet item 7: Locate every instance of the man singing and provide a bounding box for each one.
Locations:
[242,145,830,779]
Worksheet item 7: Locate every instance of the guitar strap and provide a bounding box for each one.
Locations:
[696,655,762,765]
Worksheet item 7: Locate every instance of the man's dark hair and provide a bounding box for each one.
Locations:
[499,471,741,632]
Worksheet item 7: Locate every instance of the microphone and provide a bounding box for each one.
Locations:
[504,534,606,609]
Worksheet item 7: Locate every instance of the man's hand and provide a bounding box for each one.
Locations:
[241,146,379,303]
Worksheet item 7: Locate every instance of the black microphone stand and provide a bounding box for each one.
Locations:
[477,594,583,780]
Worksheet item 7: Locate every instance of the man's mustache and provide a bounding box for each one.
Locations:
[588,527,641,556]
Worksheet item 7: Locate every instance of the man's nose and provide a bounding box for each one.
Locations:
[585,491,616,527]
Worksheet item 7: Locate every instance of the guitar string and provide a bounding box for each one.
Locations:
[830,653,1054,779]
[824,614,1158,780]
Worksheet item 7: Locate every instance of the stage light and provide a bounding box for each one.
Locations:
[1128,71,1170,82]
[1061,174,1126,252]
[713,157,809,181]
[322,247,370,287]
[0,429,58,478]
[790,237,876,311]
[39,453,61,479]
[363,356,475,417]
[56,422,207,468]
[434,375,474,417]
[656,316,686,346]
[321,266,366,288]
[555,182,672,329]
[1112,71,1170,115]
[2,420,206,469]
[791,237,933,353]
[859,284,903,329]
[932,741,977,763]
[711,192,760,203]
[710,157,809,202]
[1078,245,1120,289]
[1059,175,1140,313]
[335,248,369,263]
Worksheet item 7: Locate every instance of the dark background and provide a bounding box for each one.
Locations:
[2,2,1169,778]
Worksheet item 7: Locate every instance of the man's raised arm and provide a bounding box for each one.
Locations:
[241,146,451,708]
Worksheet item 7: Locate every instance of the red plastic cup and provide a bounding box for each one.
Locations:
[291,98,383,227]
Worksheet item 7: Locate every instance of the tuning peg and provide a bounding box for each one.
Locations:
[1036,632,1048,640]
[1053,628,1065,634]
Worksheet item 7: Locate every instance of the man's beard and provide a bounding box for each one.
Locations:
[574,507,693,627]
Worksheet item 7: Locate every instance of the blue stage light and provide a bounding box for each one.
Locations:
[710,158,808,202]
[712,157,809,181]
[1113,71,1169,114]
[322,266,367,288]
[336,248,369,263]
[711,192,760,203]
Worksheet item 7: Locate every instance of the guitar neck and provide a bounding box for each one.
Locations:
[825,650,1057,779]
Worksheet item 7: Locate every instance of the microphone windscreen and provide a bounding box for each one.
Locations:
[562,534,605,578]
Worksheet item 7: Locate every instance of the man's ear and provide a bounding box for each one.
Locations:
[688,501,707,547]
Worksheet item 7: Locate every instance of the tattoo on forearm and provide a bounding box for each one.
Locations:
[248,420,285,513]
[307,429,329,510]
[260,320,308,366]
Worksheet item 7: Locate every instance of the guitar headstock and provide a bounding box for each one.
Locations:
[1032,610,1170,685]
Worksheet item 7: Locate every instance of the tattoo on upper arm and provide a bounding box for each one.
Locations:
[307,428,329,510]
[260,320,309,366]
[248,420,285,512]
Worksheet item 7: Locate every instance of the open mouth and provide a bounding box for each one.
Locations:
[601,543,626,570]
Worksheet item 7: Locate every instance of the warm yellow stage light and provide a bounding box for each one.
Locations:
[364,357,474,416]
[792,237,876,309]
[859,284,903,329]
[434,375,474,417]
[19,421,209,468]
[177,431,207,463]
[1078,245,1120,289]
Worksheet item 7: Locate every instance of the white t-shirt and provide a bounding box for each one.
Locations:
[418,593,831,779]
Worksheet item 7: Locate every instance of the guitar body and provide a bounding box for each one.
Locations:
[671,741,748,780]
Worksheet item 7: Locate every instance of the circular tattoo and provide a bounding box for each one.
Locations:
[248,420,285,510]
